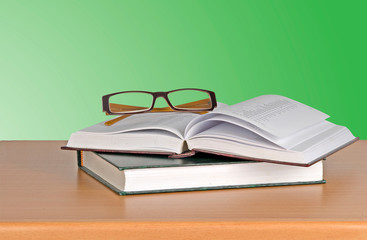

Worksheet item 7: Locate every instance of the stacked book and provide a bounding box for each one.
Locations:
[63,95,357,195]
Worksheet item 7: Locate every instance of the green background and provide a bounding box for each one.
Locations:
[0,0,366,140]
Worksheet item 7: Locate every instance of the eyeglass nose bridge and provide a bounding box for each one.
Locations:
[151,92,172,109]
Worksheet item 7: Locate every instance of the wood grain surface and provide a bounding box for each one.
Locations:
[0,140,366,239]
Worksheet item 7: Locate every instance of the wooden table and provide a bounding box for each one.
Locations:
[0,141,366,239]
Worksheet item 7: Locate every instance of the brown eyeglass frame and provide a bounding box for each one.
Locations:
[102,88,217,115]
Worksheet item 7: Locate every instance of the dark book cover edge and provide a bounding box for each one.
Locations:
[93,152,259,170]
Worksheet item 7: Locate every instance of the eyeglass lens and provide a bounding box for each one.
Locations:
[109,92,153,113]
[167,89,212,110]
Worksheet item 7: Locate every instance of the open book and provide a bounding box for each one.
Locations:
[63,95,358,166]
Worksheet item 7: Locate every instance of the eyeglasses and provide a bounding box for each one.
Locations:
[102,88,217,126]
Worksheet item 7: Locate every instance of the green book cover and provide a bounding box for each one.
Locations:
[78,151,325,195]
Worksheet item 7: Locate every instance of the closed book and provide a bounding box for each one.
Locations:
[78,151,325,195]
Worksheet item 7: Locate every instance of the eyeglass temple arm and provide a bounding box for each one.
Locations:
[104,110,208,126]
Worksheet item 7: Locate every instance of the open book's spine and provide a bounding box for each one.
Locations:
[168,150,196,159]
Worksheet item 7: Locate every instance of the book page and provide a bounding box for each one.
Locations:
[67,129,186,153]
[190,122,282,150]
[185,114,337,149]
[214,95,329,138]
[78,112,199,139]
[185,113,277,143]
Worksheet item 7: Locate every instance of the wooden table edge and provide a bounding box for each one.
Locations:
[1,221,367,240]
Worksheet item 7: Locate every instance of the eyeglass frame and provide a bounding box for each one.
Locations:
[102,88,217,115]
